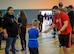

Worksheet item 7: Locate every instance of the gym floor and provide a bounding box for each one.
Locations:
[0,22,74,54]
[0,31,74,54]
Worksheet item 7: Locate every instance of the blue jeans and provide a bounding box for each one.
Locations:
[5,37,17,54]
[0,33,3,48]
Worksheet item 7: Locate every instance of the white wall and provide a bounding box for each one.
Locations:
[0,0,59,9]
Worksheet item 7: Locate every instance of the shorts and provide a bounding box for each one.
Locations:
[59,33,72,48]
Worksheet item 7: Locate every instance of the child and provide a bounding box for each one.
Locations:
[28,19,39,54]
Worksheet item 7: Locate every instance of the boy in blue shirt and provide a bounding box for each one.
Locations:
[28,19,39,54]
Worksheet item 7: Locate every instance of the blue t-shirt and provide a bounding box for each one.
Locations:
[28,28,39,48]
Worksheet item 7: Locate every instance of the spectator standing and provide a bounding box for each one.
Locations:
[18,10,27,51]
[37,12,43,32]
[3,7,18,54]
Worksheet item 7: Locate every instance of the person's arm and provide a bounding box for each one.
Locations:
[49,23,55,30]
[44,23,56,32]
[2,16,8,38]
[44,17,56,33]
[58,21,68,34]
[58,13,69,34]
[60,21,68,31]
[3,29,8,38]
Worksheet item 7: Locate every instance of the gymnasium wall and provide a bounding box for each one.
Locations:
[0,9,53,24]
[0,0,59,9]
[1,0,74,24]
[59,0,74,7]
[0,0,59,24]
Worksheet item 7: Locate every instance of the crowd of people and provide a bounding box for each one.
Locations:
[0,2,74,54]
[37,12,53,33]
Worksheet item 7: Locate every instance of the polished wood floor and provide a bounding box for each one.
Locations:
[0,21,74,54]
[0,32,74,54]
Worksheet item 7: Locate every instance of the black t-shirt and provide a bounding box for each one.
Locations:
[18,17,27,27]
[37,14,43,23]
[68,10,74,26]
[3,13,18,37]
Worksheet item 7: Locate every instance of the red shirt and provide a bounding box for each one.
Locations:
[53,12,72,34]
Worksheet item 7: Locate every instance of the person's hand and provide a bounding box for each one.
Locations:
[43,31,47,33]
[19,23,22,27]
[43,30,48,33]
[58,31,61,34]
[4,32,8,38]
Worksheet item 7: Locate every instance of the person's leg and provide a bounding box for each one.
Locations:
[66,33,72,54]
[53,27,56,38]
[39,23,41,32]
[23,35,26,50]
[58,35,63,48]
[29,48,33,54]
[66,48,71,54]
[20,33,24,50]
[62,46,71,54]
[5,37,13,54]
[20,27,24,50]
[24,38,26,50]
[37,48,39,54]
[63,33,72,54]
[11,37,17,54]
[59,35,67,54]
[23,27,26,50]
[41,23,42,32]
[62,46,67,54]
[20,27,26,50]
[33,48,39,54]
